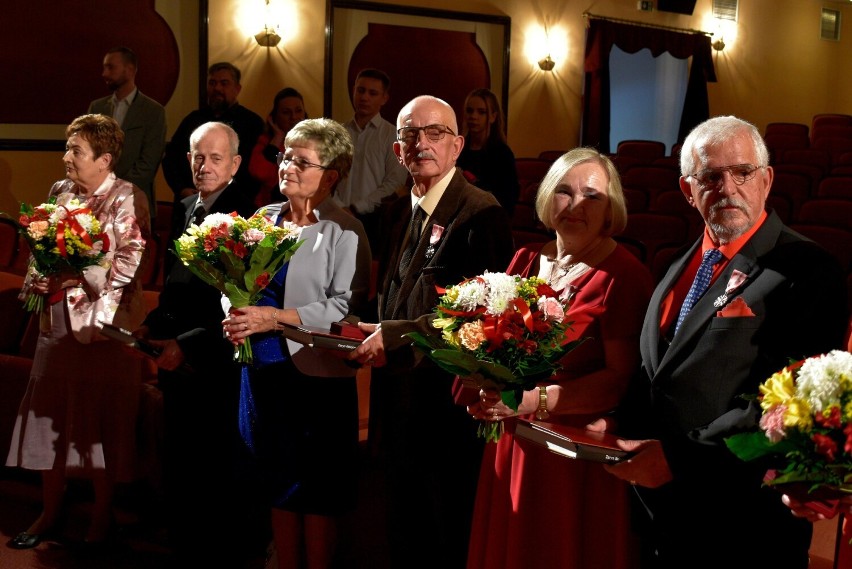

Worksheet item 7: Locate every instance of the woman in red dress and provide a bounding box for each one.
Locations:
[466,148,653,569]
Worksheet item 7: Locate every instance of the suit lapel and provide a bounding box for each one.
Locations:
[391,171,464,317]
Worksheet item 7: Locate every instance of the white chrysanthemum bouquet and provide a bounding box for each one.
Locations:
[406,271,585,441]
[725,350,852,500]
[16,196,109,312]
[174,209,302,363]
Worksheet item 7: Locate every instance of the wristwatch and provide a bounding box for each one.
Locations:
[535,385,550,421]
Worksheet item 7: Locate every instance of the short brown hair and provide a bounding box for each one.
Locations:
[66,114,124,169]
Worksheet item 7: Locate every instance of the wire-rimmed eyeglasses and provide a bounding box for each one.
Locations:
[689,164,763,188]
[396,124,455,144]
[276,152,328,171]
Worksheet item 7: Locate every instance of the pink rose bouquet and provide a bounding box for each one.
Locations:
[17,196,110,312]
[725,350,852,501]
[174,209,302,363]
[406,271,585,441]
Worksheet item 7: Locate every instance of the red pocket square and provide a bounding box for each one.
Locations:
[717,297,755,318]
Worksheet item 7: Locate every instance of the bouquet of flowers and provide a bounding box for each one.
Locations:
[406,271,585,441]
[17,196,109,312]
[725,350,852,501]
[174,209,302,364]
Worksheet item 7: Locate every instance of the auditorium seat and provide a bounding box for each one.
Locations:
[621,165,681,207]
[515,158,551,194]
[652,190,704,238]
[614,235,647,264]
[766,194,793,225]
[796,199,852,231]
[622,187,649,213]
[765,122,809,139]
[812,114,852,144]
[782,148,832,176]
[650,244,685,284]
[616,140,666,164]
[816,177,852,200]
[812,136,852,167]
[771,170,812,211]
[512,229,551,248]
[773,163,824,196]
[789,224,852,272]
[537,150,565,162]
[765,133,810,165]
[611,154,642,176]
[622,212,689,262]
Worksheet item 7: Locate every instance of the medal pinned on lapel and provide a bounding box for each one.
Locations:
[714,269,748,308]
[424,223,445,260]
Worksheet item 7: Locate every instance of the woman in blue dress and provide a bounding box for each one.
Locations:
[222,118,371,569]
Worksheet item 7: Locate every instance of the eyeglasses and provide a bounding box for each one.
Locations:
[689,164,763,188]
[276,152,328,171]
[396,124,455,144]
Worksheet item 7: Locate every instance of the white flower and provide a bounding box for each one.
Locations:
[795,350,852,413]
[73,212,96,233]
[482,272,518,315]
[200,212,236,230]
[454,279,488,312]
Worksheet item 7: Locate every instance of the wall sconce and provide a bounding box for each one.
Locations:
[525,24,567,72]
[255,0,282,47]
[712,37,726,51]
[538,55,556,71]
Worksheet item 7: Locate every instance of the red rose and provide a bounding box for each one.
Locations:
[255,272,270,287]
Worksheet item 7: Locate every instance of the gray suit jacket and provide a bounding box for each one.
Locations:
[263,199,372,377]
[89,91,166,206]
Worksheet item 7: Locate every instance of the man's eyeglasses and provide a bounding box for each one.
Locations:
[276,152,328,171]
[689,164,763,188]
[396,124,455,144]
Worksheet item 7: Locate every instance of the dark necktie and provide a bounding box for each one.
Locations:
[188,202,206,229]
[384,205,425,316]
[674,248,723,335]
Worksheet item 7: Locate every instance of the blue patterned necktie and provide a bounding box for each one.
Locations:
[674,248,723,335]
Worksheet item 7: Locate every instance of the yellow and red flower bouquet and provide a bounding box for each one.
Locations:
[725,350,852,503]
[17,196,109,312]
[406,271,585,441]
[174,209,302,363]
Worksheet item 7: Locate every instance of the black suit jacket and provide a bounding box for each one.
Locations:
[144,180,255,370]
[626,211,847,567]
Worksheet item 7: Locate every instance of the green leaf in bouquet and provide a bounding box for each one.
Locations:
[406,331,448,352]
[429,348,485,377]
[476,359,516,384]
[180,257,227,292]
[724,431,797,461]
[219,246,248,282]
[224,282,252,308]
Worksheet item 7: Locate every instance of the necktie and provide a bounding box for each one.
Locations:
[674,248,723,335]
[384,205,425,315]
[398,205,425,278]
[188,202,206,229]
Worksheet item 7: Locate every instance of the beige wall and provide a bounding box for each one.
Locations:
[3,0,851,213]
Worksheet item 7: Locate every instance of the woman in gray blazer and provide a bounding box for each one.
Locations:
[222,118,371,569]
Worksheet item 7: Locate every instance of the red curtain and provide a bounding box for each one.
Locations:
[581,19,717,153]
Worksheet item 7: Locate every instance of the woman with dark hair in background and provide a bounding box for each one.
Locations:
[249,87,308,207]
[457,88,521,214]
[6,114,150,549]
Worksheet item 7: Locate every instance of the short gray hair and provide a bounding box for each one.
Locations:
[285,118,354,187]
[680,115,769,177]
[189,122,239,157]
[535,148,627,236]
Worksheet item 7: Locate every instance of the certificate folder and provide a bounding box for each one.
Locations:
[97,322,162,359]
[514,420,632,463]
[281,322,363,352]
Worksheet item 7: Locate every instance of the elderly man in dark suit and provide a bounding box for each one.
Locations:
[88,46,166,215]
[351,95,514,569]
[135,121,261,566]
[600,115,847,569]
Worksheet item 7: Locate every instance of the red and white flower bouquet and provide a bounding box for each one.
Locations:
[725,350,852,503]
[17,196,110,312]
[406,271,585,441]
[174,209,302,363]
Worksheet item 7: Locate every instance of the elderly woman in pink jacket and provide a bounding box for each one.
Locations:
[6,114,150,550]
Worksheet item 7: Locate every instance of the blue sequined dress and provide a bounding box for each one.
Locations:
[237,253,359,515]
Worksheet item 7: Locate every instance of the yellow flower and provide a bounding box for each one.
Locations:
[432,317,456,330]
[760,368,796,410]
[782,398,813,430]
[442,328,460,348]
